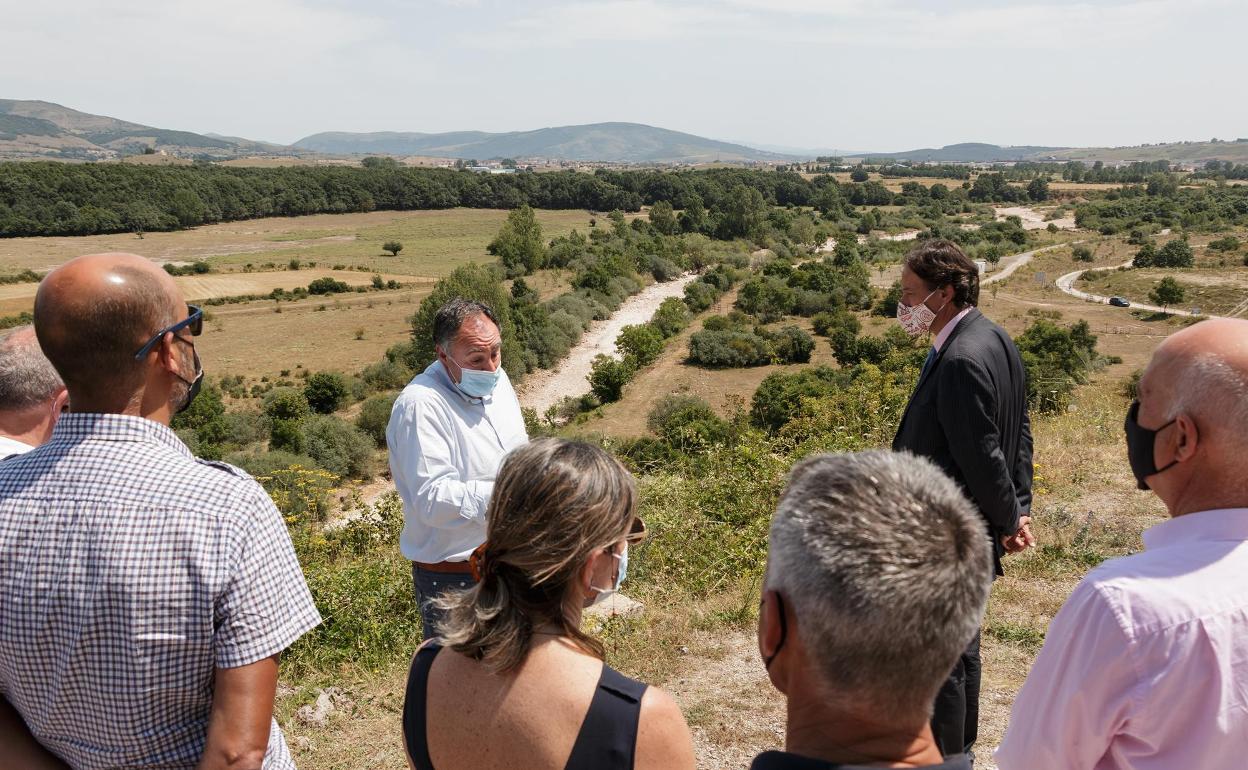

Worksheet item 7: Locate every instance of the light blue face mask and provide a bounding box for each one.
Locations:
[591,544,628,596]
[449,355,502,398]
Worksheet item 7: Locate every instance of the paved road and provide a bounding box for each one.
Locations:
[1055,260,1211,318]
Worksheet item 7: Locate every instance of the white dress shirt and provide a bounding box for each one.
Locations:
[387,360,528,564]
[0,435,34,458]
[933,306,973,352]
[996,508,1248,770]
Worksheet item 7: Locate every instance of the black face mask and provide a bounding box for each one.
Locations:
[175,349,204,415]
[762,592,788,671]
[1124,400,1178,491]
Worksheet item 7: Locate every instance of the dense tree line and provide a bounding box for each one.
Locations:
[1075,184,1248,234]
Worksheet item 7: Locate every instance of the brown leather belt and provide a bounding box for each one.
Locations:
[414,560,474,575]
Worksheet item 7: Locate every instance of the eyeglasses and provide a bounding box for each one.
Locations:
[134,305,203,360]
[625,516,648,545]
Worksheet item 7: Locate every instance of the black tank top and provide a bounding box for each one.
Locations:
[403,643,648,770]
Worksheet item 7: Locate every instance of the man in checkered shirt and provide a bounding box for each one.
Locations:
[0,253,322,769]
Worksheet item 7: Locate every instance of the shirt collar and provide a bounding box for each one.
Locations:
[48,413,192,457]
[932,306,974,352]
[1142,508,1248,551]
[0,435,34,455]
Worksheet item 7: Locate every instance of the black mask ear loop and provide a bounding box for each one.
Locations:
[763,592,788,670]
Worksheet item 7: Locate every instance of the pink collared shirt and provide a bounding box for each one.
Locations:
[933,306,973,352]
[995,508,1248,770]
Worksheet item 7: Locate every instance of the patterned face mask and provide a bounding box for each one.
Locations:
[896,290,946,337]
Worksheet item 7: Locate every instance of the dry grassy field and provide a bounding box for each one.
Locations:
[0,268,421,316]
[0,208,615,377]
[0,208,609,275]
[197,288,430,377]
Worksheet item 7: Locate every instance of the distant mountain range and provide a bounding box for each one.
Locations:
[853,142,1068,162]
[0,99,283,160]
[292,122,789,163]
[2,99,1246,166]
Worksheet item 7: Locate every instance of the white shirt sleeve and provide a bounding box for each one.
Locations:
[995,579,1139,770]
[388,394,493,532]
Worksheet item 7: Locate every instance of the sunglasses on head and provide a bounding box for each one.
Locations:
[134,305,203,361]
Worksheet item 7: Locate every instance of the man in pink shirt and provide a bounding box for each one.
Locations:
[996,317,1248,770]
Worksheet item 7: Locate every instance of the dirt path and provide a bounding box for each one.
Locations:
[516,274,699,414]
[994,206,1076,231]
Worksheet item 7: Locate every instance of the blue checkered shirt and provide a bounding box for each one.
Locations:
[0,414,321,769]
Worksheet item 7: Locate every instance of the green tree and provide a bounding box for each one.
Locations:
[408,263,522,376]
[850,168,869,183]
[651,297,692,338]
[304,371,350,414]
[383,240,403,256]
[648,201,679,236]
[1133,240,1157,267]
[487,205,546,276]
[588,355,635,403]
[678,194,709,234]
[717,184,767,240]
[356,393,398,448]
[615,324,665,367]
[1027,177,1050,201]
[1156,238,1194,268]
[1149,276,1185,311]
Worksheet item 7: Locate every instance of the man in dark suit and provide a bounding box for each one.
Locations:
[892,239,1035,761]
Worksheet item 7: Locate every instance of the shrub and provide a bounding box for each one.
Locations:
[303,415,377,479]
[588,355,635,403]
[362,359,413,392]
[734,276,795,322]
[1209,235,1240,252]
[687,330,773,367]
[651,297,691,338]
[683,280,720,312]
[1132,241,1157,267]
[228,449,321,479]
[357,394,398,448]
[264,387,310,422]
[811,309,861,338]
[1156,238,1194,268]
[270,419,306,454]
[770,325,815,364]
[383,240,403,256]
[647,255,682,282]
[304,371,350,414]
[1015,319,1099,413]
[220,410,269,447]
[1072,245,1094,262]
[873,282,902,317]
[751,366,851,432]
[615,324,665,367]
[647,393,718,437]
[308,277,350,295]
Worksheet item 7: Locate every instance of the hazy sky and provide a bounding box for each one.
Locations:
[3,0,1245,152]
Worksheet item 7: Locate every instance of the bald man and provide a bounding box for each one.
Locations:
[0,254,321,770]
[0,325,67,458]
[997,318,1248,770]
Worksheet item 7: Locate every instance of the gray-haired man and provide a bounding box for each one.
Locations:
[0,325,67,458]
[755,450,992,770]
[387,298,528,640]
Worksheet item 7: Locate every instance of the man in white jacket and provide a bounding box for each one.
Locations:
[387,298,528,640]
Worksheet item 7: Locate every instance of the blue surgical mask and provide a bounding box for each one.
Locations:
[448,355,502,398]
[591,544,628,596]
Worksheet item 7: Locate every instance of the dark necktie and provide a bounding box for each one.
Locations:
[920,347,937,379]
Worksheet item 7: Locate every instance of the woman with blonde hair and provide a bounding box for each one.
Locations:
[402,438,696,770]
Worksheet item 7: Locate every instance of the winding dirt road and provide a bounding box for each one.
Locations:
[516,274,700,414]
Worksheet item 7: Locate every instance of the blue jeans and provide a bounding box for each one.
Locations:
[412,564,477,642]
